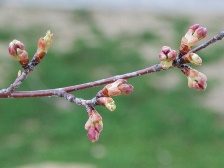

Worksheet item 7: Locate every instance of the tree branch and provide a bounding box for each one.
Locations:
[0,64,163,98]
[0,30,224,99]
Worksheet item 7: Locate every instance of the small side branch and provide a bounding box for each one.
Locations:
[190,31,224,53]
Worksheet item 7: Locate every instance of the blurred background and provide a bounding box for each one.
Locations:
[0,0,224,168]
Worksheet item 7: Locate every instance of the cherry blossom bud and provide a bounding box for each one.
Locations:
[180,24,207,54]
[87,125,100,142]
[99,79,134,97]
[187,69,207,90]
[95,121,103,132]
[37,30,54,59]
[159,46,177,69]
[184,53,202,66]
[85,109,103,142]
[118,83,134,95]
[17,49,29,66]
[8,39,29,68]
[97,97,116,111]
[91,111,102,123]
[8,40,25,58]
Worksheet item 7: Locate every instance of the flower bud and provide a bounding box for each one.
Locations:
[184,53,202,66]
[118,83,134,95]
[85,109,103,142]
[97,97,116,111]
[87,125,100,142]
[8,40,25,58]
[187,69,207,90]
[159,46,177,69]
[91,111,102,123]
[8,39,29,68]
[100,79,134,97]
[37,30,54,59]
[180,24,207,54]
[17,49,29,66]
[106,79,126,96]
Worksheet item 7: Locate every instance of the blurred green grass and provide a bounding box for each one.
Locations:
[0,10,224,168]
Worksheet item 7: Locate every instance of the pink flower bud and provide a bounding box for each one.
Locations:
[97,97,116,111]
[105,79,133,96]
[193,27,207,40]
[106,79,125,96]
[187,69,207,90]
[158,52,167,61]
[85,109,103,142]
[87,125,100,142]
[8,40,25,59]
[184,53,202,66]
[8,39,29,68]
[159,46,177,69]
[180,24,207,54]
[118,83,134,95]
[183,24,207,47]
[37,30,54,59]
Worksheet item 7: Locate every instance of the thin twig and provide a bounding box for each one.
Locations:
[190,31,224,53]
[0,64,162,98]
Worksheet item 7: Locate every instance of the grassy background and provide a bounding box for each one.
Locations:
[0,9,224,168]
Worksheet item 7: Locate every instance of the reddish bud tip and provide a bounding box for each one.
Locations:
[189,24,200,31]
[87,125,100,142]
[118,83,134,95]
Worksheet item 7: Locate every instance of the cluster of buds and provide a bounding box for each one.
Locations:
[158,24,208,91]
[85,79,134,142]
[36,30,54,59]
[159,46,177,69]
[8,40,29,69]
[96,79,134,111]
[85,108,103,142]
[8,30,54,69]
[180,24,207,54]
[179,24,207,90]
